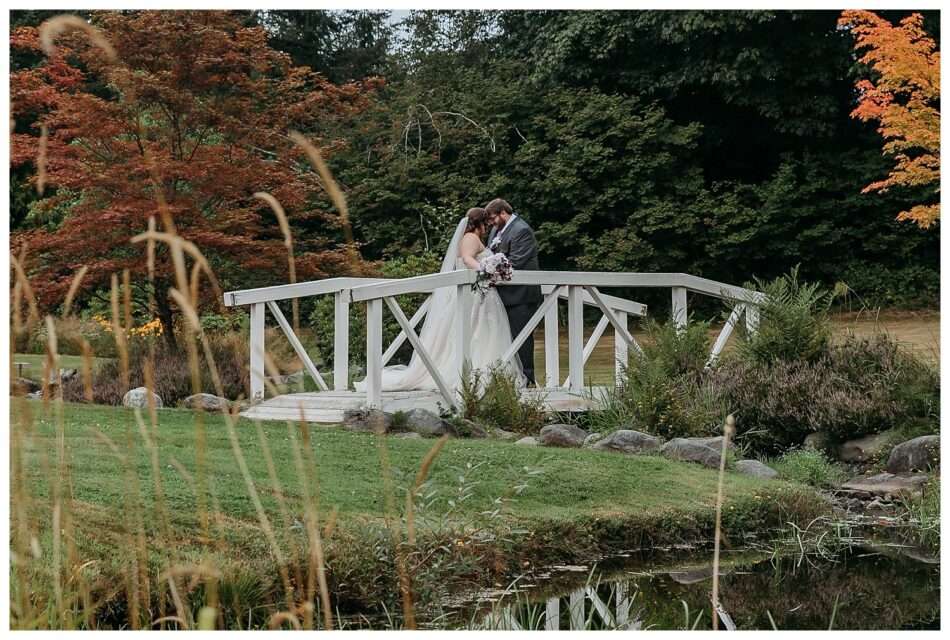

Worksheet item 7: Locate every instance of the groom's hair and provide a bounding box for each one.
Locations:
[485,198,513,216]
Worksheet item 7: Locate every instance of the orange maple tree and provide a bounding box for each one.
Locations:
[11,11,377,345]
[838,10,940,229]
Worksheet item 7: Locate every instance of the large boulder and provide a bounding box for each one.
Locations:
[593,429,663,455]
[734,459,778,479]
[688,435,734,451]
[515,436,539,446]
[838,431,896,463]
[455,419,488,438]
[887,435,939,473]
[840,472,930,499]
[182,393,230,412]
[539,424,588,448]
[403,408,455,437]
[660,438,721,468]
[343,409,393,433]
[122,387,163,409]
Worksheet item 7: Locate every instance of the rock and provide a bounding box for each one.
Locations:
[516,436,539,446]
[45,368,78,384]
[26,391,43,400]
[343,409,393,433]
[122,387,163,409]
[840,472,930,499]
[583,432,604,447]
[490,428,518,441]
[887,435,939,473]
[804,432,832,451]
[838,431,896,463]
[688,435,734,451]
[404,408,454,437]
[182,393,230,412]
[456,419,488,438]
[660,438,721,468]
[392,431,422,439]
[12,377,40,395]
[539,424,588,448]
[734,459,778,479]
[593,429,663,455]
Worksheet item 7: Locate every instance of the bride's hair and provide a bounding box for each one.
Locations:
[465,207,488,234]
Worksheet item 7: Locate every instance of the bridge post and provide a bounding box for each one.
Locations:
[455,284,472,388]
[366,298,383,408]
[544,295,560,388]
[567,286,585,392]
[249,302,265,401]
[671,286,687,330]
[614,310,628,385]
[745,303,760,334]
[333,290,350,391]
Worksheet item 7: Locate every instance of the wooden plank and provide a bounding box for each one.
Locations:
[501,286,563,365]
[562,314,609,387]
[509,270,684,289]
[671,286,687,330]
[584,286,643,356]
[350,270,474,302]
[707,304,744,368]
[249,302,265,401]
[569,589,585,630]
[266,301,329,391]
[567,286,585,392]
[384,296,457,410]
[586,587,616,627]
[543,284,647,316]
[381,296,431,366]
[365,299,383,408]
[745,304,761,334]
[225,276,389,307]
[678,273,765,303]
[333,290,350,391]
[544,297,560,388]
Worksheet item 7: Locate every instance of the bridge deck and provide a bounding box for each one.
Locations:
[240,387,608,424]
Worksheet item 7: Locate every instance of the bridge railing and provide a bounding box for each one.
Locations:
[224,270,764,410]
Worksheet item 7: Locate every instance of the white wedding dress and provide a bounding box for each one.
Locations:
[354,218,526,393]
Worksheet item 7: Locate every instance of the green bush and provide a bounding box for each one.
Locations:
[732,266,838,365]
[772,449,847,488]
[308,253,441,369]
[589,317,726,439]
[459,365,547,435]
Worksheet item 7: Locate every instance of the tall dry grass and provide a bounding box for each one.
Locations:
[10,13,447,630]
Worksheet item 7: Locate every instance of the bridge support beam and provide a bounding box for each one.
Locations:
[567,286,585,392]
[672,286,687,330]
[334,290,350,391]
[365,298,383,408]
[249,302,265,401]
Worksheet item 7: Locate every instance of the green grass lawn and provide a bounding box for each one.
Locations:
[12,400,825,626]
[11,353,111,377]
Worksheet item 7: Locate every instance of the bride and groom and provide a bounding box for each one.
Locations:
[356,198,541,393]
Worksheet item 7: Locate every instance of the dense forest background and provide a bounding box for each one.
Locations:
[11,9,940,315]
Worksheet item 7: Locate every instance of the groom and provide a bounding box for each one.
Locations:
[485,198,542,386]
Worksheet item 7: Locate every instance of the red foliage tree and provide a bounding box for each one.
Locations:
[839,10,940,229]
[11,11,377,346]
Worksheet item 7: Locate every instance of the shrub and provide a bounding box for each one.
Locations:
[62,330,300,405]
[588,317,725,439]
[731,266,838,365]
[308,253,441,369]
[459,365,547,435]
[772,449,847,488]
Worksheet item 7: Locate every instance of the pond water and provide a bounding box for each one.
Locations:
[455,542,940,630]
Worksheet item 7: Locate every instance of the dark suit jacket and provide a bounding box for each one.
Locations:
[488,215,542,307]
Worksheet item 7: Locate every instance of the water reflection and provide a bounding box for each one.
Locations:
[479,545,940,630]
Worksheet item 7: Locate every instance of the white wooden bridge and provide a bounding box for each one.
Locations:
[223,271,765,423]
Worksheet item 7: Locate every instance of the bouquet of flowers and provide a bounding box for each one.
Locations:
[473,253,513,295]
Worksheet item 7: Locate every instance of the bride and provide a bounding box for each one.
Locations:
[355,207,526,392]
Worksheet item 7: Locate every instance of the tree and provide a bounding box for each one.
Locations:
[839,10,940,229]
[11,11,375,347]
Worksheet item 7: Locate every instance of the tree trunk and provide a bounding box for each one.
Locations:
[155,290,179,352]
